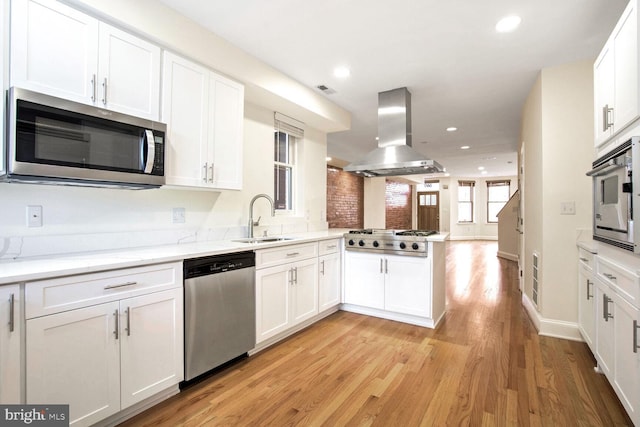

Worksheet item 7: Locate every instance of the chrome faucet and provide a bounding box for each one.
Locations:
[248,194,275,238]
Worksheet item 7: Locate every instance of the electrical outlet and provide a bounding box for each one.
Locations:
[172,207,186,224]
[27,205,43,227]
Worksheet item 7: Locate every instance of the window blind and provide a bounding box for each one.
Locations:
[274,112,304,139]
[487,179,510,187]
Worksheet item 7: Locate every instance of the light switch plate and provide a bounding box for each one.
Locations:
[172,207,186,224]
[560,201,575,215]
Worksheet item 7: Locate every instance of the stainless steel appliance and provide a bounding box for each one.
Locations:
[183,251,256,381]
[5,87,166,189]
[344,229,438,257]
[587,137,640,252]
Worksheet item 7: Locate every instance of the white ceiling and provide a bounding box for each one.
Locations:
[158,0,628,179]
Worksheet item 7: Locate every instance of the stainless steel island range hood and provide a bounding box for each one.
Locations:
[344,87,444,177]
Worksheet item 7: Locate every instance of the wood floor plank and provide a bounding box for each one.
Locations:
[119,241,633,427]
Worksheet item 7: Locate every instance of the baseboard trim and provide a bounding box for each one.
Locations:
[521,293,583,341]
[340,304,438,328]
[497,250,518,262]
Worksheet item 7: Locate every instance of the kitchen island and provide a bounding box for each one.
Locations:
[342,230,448,328]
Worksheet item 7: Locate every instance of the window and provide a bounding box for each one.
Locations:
[487,180,511,223]
[274,113,303,212]
[458,180,475,222]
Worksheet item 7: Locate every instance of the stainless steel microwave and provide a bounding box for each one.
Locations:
[587,137,640,252]
[4,87,166,189]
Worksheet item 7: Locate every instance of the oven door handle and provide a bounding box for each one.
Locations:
[142,129,156,174]
[586,158,625,177]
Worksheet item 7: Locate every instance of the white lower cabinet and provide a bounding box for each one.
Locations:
[578,261,596,351]
[344,252,431,317]
[255,243,319,344]
[25,262,183,427]
[319,252,341,312]
[591,254,640,426]
[0,284,22,404]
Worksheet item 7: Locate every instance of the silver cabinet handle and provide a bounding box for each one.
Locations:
[603,294,613,321]
[102,77,108,105]
[104,281,137,290]
[288,268,294,285]
[380,258,383,274]
[114,309,119,340]
[91,74,97,102]
[294,267,298,283]
[385,259,388,274]
[203,163,208,182]
[209,164,214,183]
[603,104,614,131]
[579,257,589,263]
[286,252,300,257]
[8,293,14,333]
[326,244,337,249]
[125,307,131,336]
[586,279,593,300]
[320,260,325,275]
[634,320,639,354]
[603,273,617,281]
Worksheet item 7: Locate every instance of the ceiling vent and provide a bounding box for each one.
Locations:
[316,84,336,95]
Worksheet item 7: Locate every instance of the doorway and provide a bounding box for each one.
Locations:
[417,191,439,230]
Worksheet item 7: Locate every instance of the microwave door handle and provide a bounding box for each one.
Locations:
[586,159,625,177]
[142,130,156,174]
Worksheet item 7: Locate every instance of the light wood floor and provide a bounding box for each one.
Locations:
[121,241,633,426]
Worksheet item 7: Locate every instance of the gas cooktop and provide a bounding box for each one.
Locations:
[343,229,438,256]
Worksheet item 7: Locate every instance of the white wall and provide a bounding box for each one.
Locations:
[520,60,594,338]
[497,191,519,260]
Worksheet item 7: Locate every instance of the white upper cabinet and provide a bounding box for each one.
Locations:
[594,0,639,147]
[162,51,244,190]
[10,0,161,120]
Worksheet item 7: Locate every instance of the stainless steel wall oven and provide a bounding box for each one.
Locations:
[587,137,640,252]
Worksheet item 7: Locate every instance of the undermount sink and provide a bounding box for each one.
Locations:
[232,237,294,244]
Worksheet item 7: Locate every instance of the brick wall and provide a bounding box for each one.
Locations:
[326,167,364,228]
[385,180,412,229]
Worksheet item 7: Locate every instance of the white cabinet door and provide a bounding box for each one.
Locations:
[291,258,318,325]
[578,263,596,351]
[385,255,431,318]
[120,288,183,409]
[209,75,244,190]
[319,252,341,312]
[10,0,99,104]
[0,285,21,404]
[613,0,639,134]
[10,0,160,119]
[344,252,384,309]
[256,264,291,343]
[595,279,615,377]
[26,302,121,427]
[97,23,160,120]
[594,43,615,147]
[162,52,244,190]
[162,52,210,187]
[611,291,640,425]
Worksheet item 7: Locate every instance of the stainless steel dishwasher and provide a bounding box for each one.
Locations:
[183,251,256,381]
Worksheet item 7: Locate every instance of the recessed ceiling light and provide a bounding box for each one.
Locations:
[460,145,470,150]
[481,170,488,175]
[326,157,332,162]
[496,15,521,33]
[333,66,351,79]
[446,127,458,132]
[478,166,485,170]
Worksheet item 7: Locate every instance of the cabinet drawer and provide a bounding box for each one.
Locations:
[25,261,182,319]
[319,239,341,256]
[256,242,318,269]
[578,248,595,270]
[596,256,639,307]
